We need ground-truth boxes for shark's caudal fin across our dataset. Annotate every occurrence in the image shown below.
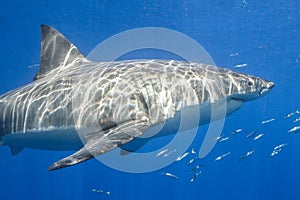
[34,25,87,80]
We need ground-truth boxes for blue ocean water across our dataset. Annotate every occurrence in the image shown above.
[0,0,299,199]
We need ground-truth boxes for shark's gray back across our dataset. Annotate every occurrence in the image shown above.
[0,59,235,136]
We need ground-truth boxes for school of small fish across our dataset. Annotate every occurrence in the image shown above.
[157,108,300,184]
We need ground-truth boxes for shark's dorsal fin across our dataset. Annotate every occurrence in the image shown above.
[34,25,86,80]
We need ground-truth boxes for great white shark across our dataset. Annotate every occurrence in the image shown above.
[0,25,274,170]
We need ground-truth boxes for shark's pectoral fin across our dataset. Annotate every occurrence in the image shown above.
[48,118,150,171]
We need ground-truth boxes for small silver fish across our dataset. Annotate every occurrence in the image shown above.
[246,130,257,138]
[284,110,300,119]
[288,126,300,134]
[219,136,230,142]
[27,63,40,69]
[233,63,247,68]
[274,143,288,150]
[214,135,224,141]
[261,118,275,124]
[253,133,264,141]
[156,149,169,157]
[92,189,111,196]
[191,148,196,155]
[190,164,203,174]
[258,45,267,49]
[229,53,239,57]
[215,152,231,161]
[161,172,178,179]
[270,143,288,157]
[163,149,176,157]
[270,149,281,157]
[188,157,198,165]
[176,152,190,161]
[293,118,300,123]
[239,149,255,161]
[190,171,202,183]
[231,129,242,135]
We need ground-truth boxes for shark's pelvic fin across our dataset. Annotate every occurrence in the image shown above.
[34,25,86,80]
[48,118,150,171]
[9,146,24,156]
[119,137,150,155]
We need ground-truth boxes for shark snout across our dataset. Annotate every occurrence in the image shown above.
[267,82,275,89]
[259,81,275,96]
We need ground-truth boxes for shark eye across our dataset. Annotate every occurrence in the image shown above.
[248,81,254,86]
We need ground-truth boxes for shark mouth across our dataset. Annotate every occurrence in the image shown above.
[259,82,275,96]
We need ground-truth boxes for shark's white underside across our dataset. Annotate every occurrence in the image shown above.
[2,98,243,155]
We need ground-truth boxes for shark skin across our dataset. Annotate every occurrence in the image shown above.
[0,25,274,170]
